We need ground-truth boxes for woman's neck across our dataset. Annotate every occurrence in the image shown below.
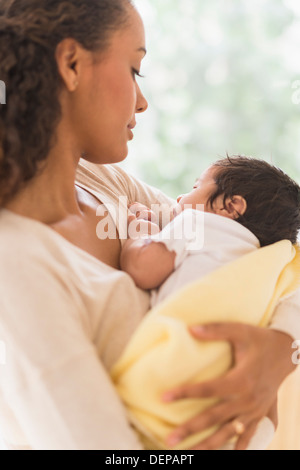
[5,143,83,225]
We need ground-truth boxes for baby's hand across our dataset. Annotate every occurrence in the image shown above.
[128,202,158,224]
[127,209,160,240]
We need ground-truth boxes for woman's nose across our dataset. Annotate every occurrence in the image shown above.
[136,83,148,114]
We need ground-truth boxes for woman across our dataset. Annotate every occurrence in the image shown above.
[0,0,298,450]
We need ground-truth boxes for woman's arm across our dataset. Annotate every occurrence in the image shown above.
[0,260,143,450]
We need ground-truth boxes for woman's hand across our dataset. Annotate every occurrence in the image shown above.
[162,323,296,450]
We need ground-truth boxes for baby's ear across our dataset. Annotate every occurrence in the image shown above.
[215,195,247,219]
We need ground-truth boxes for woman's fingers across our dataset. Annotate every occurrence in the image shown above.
[161,324,290,450]
[190,424,236,450]
[165,401,240,447]
[163,378,228,401]
[165,398,261,450]
[189,322,252,345]
[162,365,244,401]
[234,420,259,450]
[162,323,258,402]
[189,417,252,451]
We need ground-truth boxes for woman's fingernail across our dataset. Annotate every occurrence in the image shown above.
[190,326,206,334]
[166,434,182,446]
[162,392,174,402]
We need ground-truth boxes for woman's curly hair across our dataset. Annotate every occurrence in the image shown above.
[0,0,132,205]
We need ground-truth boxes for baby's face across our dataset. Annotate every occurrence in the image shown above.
[175,166,217,214]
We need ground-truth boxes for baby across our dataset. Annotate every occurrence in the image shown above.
[117,155,300,450]
[121,155,300,305]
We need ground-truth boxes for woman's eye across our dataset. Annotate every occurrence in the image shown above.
[132,68,145,79]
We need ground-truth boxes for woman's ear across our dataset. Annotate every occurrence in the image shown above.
[214,195,247,219]
[55,38,84,92]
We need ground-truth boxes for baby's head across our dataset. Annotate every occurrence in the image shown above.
[176,155,300,247]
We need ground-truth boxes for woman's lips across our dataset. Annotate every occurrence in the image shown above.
[127,124,135,140]
[127,128,134,140]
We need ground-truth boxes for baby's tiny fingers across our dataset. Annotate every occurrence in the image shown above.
[127,211,137,224]
[136,209,158,224]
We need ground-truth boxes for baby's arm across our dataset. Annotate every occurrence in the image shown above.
[121,207,176,290]
[121,238,176,290]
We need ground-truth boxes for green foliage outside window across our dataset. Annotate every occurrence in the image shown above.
[121,0,300,199]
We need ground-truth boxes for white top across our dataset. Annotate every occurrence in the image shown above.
[150,209,260,306]
[0,159,299,450]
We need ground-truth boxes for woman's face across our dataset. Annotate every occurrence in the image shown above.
[71,7,148,164]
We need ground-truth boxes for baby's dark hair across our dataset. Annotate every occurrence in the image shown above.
[208,155,300,247]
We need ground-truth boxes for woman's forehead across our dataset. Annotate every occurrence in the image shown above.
[103,7,145,60]
[118,6,146,47]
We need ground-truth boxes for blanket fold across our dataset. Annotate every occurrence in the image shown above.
[111,240,300,449]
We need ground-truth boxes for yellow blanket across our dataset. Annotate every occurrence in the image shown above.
[111,240,300,450]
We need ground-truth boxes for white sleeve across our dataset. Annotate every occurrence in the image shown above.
[147,209,204,268]
[268,289,300,341]
[115,165,176,208]
[0,260,143,450]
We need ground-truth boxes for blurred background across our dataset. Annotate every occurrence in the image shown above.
[121,0,300,199]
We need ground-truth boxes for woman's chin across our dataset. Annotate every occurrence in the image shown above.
[80,146,129,165]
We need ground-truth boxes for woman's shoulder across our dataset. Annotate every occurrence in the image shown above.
[76,160,132,198]
[0,208,47,252]
[76,159,175,210]
[0,210,64,275]
[0,209,100,281]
